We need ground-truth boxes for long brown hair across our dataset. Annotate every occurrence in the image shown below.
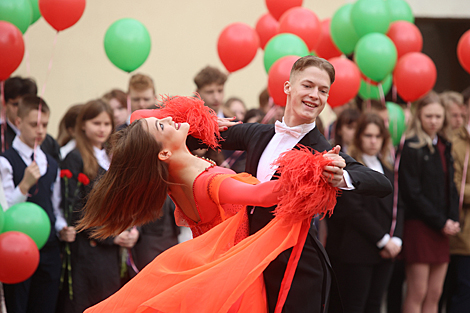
[75,99,114,179]
[406,91,449,153]
[57,104,84,147]
[349,113,392,170]
[76,120,169,238]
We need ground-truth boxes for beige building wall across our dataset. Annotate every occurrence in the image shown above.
[12,0,344,137]
[12,0,469,137]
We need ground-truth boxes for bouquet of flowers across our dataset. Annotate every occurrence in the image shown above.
[59,169,90,300]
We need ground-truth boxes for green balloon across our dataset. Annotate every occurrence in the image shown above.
[359,74,393,100]
[351,0,391,38]
[386,0,414,23]
[386,102,406,146]
[355,33,397,82]
[0,0,32,34]
[330,4,359,55]
[0,206,4,233]
[2,202,51,249]
[29,0,41,25]
[104,18,152,73]
[263,33,309,73]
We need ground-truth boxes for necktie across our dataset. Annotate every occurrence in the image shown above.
[31,152,35,161]
[274,120,303,139]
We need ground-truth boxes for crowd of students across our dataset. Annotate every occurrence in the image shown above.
[0,59,469,313]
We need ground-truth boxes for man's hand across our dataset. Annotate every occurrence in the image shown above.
[18,161,41,195]
[217,117,242,132]
[442,219,460,236]
[59,226,76,242]
[380,240,401,259]
[322,145,347,187]
[113,227,139,248]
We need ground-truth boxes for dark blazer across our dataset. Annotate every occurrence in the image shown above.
[326,162,402,264]
[211,123,393,313]
[399,135,459,230]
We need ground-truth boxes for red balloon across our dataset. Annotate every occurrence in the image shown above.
[268,55,300,107]
[256,13,279,50]
[266,0,303,21]
[217,23,259,73]
[457,30,470,74]
[0,231,39,284]
[314,18,342,60]
[39,0,86,31]
[328,57,361,108]
[0,21,25,81]
[387,21,423,59]
[393,52,437,102]
[278,7,321,52]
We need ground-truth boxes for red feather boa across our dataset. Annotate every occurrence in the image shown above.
[273,145,339,224]
[130,95,221,149]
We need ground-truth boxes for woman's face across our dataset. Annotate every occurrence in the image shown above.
[144,117,189,152]
[360,123,383,156]
[82,111,113,149]
[420,102,445,138]
[109,98,128,126]
[229,100,246,121]
[339,122,356,146]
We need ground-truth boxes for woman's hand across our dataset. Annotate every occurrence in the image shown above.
[217,116,242,131]
[59,226,76,242]
[442,219,460,236]
[114,227,140,248]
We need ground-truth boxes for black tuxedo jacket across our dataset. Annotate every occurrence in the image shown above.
[214,123,392,313]
[326,162,403,265]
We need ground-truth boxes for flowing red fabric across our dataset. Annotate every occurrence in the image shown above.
[84,147,338,313]
[130,95,221,149]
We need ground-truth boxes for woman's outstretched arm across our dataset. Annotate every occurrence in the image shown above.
[218,178,281,208]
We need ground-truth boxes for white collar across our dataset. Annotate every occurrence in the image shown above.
[93,146,110,171]
[279,117,316,135]
[6,119,20,135]
[362,153,384,174]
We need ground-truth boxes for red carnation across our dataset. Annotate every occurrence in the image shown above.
[60,169,72,179]
[77,173,90,186]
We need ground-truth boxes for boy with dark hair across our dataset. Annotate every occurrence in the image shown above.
[3,76,61,162]
[194,66,227,116]
[0,95,75,313]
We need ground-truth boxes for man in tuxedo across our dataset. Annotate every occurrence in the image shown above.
[214,55,393,312]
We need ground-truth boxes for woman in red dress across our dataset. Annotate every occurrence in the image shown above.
[77,96,339,313]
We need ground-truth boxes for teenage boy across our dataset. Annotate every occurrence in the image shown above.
[3,76,61,162]
[200,55,393,312]
[194,66,227,117]
[0,95,75,313]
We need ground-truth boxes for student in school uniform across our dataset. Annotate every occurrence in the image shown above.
[0,95,75,313]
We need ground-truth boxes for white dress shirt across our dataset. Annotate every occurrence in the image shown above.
[257,119,354,189]
[0,136,66,231]
[93,146,110,171]
[60,139,76,160]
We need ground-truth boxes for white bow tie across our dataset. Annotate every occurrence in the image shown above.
[275,121,303,139]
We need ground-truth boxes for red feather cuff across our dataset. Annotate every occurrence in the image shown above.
[130,95,221,149]
[273,145,339,224]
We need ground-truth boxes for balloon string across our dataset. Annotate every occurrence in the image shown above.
[378,83,386,108]
[390,101,411,237]
[365,78,371,111]
[40,31,59,98]
[392,84,397,103]
[25,32,31,77]
[1,81,6,153]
